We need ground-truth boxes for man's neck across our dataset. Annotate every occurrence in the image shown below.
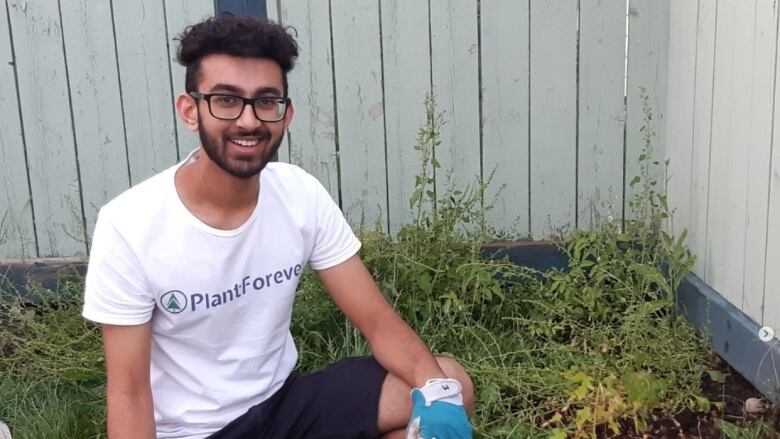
[174,150,260,230]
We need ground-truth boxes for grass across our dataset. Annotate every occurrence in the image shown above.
[0,93,771,438]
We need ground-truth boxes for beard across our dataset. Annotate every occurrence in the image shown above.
[197,113,284,179]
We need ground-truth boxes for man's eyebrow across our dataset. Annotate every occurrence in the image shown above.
[209,83,243,94]
[254,86,283,96]
[208,84,283,96]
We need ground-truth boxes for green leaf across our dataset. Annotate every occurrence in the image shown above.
[676,229,689,246]
[417,272,432,294]
[628,263,671,294]
[707,370,728,383]
[714,419,743,438]
[623,371,666,404]
[547,429,567,439]
[409,189,423,209]
[694,395,711,412]
[575,407,592,428]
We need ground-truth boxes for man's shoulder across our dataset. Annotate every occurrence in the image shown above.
[99,166,176,225]
[264,161,313,182]
[263,162,327,196]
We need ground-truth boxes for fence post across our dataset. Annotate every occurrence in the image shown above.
[214,0,267,18]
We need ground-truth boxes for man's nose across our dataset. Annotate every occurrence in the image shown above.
[236,103,262,129]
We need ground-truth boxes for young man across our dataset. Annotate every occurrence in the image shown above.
[82,14,474,439]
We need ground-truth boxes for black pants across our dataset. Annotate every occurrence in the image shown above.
[208,357,389,439]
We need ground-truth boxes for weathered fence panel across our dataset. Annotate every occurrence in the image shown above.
[664,0,780,331]
[429,0,481,207]
[276,1,340,199]
[112,0,178,184]
[766,64,780,330]
[664,0,696,246]
[331,0,387,227]
[706,0,756,312]
[381,0,432,236]
[741,0,777,323]
[577,0,626,230]
[529,0,578,238]
[481,0,530,238]
[625,0,669,216]
[165,0,216,159]
[60,0,129,242]
[0,1,36,258]
[265,0,287,163]
[688,0,717,278]
[7,0,85,256]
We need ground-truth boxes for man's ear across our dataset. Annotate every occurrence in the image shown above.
[176,92,199,132]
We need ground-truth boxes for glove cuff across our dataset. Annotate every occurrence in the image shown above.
[416,378,464,407]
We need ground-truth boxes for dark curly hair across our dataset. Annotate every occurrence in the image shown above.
[176,13,299,96]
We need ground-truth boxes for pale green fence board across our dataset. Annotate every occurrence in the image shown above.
[625,0,669,218]
[277,1,339,200]
[381,0,432,236]
[7,0,85,257]
[429,0,481,201]
[705,0,754,308]
[577,0,626,230]
[0,1,35,259]
[331,0,387,228]
[689,0,717,278]
[60,0,129,243]
[529,0,577,238]
[263,0,286,163]
[165,0,215,160]
[765,50,780,330]
[265,0,296,163]
[740,0,777,323]
[265,0,290,163]
[481,0,529,237]
[113,0,178,184]
[663,0,697,241]
[266,0,287,162]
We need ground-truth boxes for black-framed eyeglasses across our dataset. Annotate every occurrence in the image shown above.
[188,91,290,122]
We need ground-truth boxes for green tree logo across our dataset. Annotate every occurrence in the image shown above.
[160,290,187,314]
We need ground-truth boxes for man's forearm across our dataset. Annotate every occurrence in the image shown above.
[367,310,447,388]
[107,391,155,439]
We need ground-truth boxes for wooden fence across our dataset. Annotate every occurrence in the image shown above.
[665,0,780,332]
[0,0,669,259]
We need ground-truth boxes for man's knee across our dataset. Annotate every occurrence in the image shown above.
[434,356,475,416]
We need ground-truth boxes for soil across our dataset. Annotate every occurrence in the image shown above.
[600,351,780,438]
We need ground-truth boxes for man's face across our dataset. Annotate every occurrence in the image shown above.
[193,54,292,179]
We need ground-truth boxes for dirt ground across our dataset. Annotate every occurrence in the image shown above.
[600,352,780,438]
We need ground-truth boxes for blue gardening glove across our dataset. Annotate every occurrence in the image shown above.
[405,378,472,439]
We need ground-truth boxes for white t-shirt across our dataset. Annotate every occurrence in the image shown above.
[82,156,361,438]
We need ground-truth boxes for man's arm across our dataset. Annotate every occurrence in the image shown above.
[315,254,445,387]
[102,322,155,439]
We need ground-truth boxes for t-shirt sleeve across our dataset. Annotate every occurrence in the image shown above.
[307,177,361,271]
[82,209,155,325]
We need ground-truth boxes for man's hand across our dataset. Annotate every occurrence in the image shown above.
[406,378,472,439]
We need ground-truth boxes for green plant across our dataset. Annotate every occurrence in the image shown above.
[0,91,746,438]
[716,418,777,439]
